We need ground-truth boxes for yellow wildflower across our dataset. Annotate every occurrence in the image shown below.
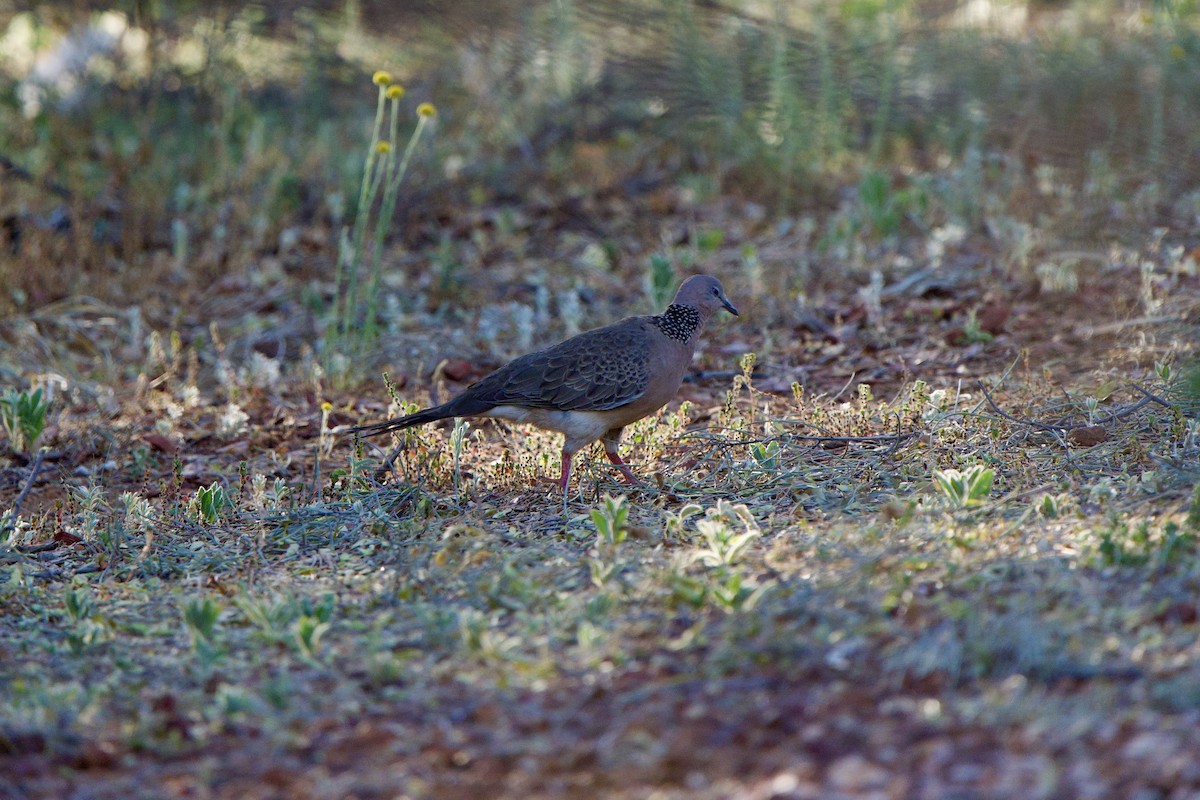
[386,85,405,100]
[372,70,393,86]
[321,401,333,412]
[417,102,437,118]
[375,141,392,154]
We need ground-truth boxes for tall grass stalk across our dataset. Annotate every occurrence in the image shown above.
[333,73,389,346]
[327,72,435,375]
[365,101,435,341]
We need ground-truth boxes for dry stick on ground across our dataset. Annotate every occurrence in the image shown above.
[1129,383,1177,411]
[977,380,1066,433]
[2,449,46,538]
[1098,394,1156,423]
[781,430,919,448]
[979,380,1179,432]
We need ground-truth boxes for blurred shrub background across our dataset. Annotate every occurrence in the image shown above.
[1,0,1198,315]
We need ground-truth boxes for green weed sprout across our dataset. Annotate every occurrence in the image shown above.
[933,464,994,509]
[294,614,330,662]
[64,586,96,624]
[64,586,108,654]
[693,499,760,568]
[591,494,630,546]
[190,482,232,524]
[681,500,771,613]
[182,596,222,667]
[450,418,471,496]
[294,593,335,663]
[0,388,50,455]
[590,495,630,589]
[647,253,676,310]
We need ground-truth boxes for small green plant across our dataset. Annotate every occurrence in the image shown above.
[70,483,107,543]
[750,440,781,470]
[590,494,630,589]
[63,586,108,655]
[0,388,50,454]
[64,586,96,624]
[1035,492,1070,520]
[190,482,232,524]
[182,596,222,667]
[1097,517,1197,568]
[450,418,472,496]
[234,592,297,643]
[664,503,703,539]
[709,571,770,613]
[647,253,676,310]
[293,593,334,662]
[673,500,772,613]
[591,494,630,547]
[961,309,995,345]
[693,500,760,567]
[294,614,331,662]
[933,464,994,509]
[62,585,109,652]
[119,492,156,558]
[248,474,290,511]
[669,572,708,609]
[485,560,537,612]
[857,168,925,239]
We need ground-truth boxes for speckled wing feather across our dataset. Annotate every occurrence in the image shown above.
[465,322,651,412]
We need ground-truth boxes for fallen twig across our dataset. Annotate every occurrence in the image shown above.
[2,449,46,533]
[977,380,1064,432]
[1129,383,1175,410]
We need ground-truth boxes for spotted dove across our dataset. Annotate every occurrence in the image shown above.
[352,275,738,498]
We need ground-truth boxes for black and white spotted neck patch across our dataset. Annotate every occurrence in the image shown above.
[651,304,701,343]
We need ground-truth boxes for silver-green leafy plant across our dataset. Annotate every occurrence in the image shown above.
[293,593,335,663]
[933,464,994,509]
[591,494,630,547]
[64,586,95,624]
[190,482,232,524]
[63,586,108,655]
[647,252,676,310]
[0,388,50,455]
[119,491,156,558]
[693,499,761,568]
[182,596,222,667]
[750,440,781,471]
[450,418,471,496]
[590,494,630,589]
[234,592,297,644]
[679,500,773,613]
